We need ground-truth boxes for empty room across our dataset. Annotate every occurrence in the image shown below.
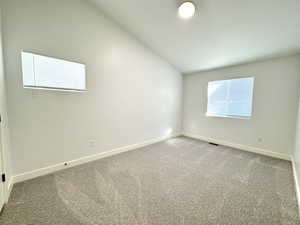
[0,0,300,224]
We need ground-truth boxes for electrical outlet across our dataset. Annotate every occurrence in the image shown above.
[258,138,263,143]
[88,140,96,148]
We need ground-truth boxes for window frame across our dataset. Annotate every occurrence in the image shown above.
[206,77,255,119]
[21,51,88,92]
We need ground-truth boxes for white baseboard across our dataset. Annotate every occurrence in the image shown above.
[5,177,13,203]
[183,133,291,161]
[291,157,300,217]
[12,134,180,184]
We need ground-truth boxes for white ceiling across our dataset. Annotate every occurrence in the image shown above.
[89,0,300,73]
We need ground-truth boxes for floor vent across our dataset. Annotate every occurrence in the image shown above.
[209,142,219,146]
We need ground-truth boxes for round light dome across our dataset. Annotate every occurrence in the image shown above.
[178,1,196,19]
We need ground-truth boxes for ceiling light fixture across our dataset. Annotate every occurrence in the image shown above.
[178,1,196,19]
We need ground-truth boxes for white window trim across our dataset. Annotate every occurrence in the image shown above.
[21,51,87,92]
[206,113,251,120]
[23,85,88,93]
[206,77,255,119]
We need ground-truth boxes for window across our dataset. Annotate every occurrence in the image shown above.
[207,77,254,118]
[21,51,87,92]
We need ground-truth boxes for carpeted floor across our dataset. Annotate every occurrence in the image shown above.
[0,137,299,225]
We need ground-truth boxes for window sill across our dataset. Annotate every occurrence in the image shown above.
[206,114,251,120]
[24,86,88,93]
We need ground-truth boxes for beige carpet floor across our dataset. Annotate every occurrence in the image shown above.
[0,137,299,225]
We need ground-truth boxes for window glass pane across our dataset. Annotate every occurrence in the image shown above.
[207,80,229,116]
[229,78,253,102]
[34,54,86,90]
[21,52,35,86]
[207,102,228,116]
[208,80,228,103]
[21,51,86,91]
[207,77,254,118]
[227,102,252,117]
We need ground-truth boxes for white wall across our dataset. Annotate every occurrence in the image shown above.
[183,55,300,156]
[1,0,182,175]
[0,8,13,198]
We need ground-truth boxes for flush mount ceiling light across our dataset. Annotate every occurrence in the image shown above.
[178,1,196,19]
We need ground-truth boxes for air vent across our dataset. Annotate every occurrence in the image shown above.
[209,142,219,146]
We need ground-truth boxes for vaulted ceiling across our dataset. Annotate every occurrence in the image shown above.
[90,0,300,73]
